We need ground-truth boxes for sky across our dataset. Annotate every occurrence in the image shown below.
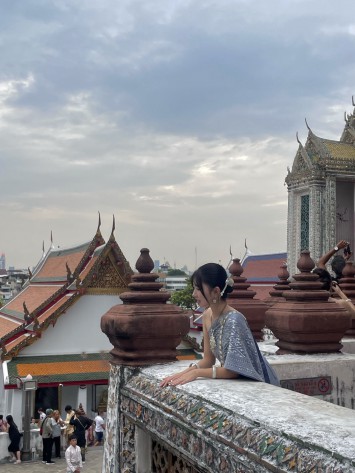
[1,0,355,272]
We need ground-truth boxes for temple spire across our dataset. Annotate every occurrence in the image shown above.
[110,214,116,240]
[97,211,101,233]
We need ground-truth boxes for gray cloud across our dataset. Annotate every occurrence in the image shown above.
[0,0,354,270]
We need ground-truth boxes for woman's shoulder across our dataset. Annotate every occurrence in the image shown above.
[225,309,247,323]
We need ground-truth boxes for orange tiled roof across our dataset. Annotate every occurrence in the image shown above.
[38,294,75,323]
[0,317,22,339]
[17,359,109,377]
[33,244,90,281]
[7,353,111,385]
[242,253,287,282]
[2,285,62,316]
[4,333,30,353]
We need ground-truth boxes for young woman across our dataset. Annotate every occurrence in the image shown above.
[161,263,279,387]
[6,415,21,464]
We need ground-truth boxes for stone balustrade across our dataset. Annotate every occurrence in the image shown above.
[0,429,42,463]
[102,361,355,472]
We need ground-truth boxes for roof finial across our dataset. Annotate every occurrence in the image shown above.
[66,262,74,283]
[42,240,45,257]
[111,214,116,237]
[344,111,348,123]
[97,211,101,232]
[50,230,55,249]
[296,132,302,145]
[28,267,33,279]
[23,302,31,323]
[305,118,312,132]
[352,95,355,107]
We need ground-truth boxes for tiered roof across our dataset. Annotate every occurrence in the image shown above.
[0,217,133,361]
[286,98,355,187]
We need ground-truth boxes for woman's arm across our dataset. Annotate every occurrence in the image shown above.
[317,240,347,269]
[160,310,238,386]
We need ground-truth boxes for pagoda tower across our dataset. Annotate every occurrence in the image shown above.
[286,97,355,275]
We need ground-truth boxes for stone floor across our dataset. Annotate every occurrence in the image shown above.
[1,446,103,473]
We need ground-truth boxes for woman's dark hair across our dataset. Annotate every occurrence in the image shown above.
[331,255,346,280]
[65,405,72,412]
[6,415,17,429]
[191,263,233,301]
[313,268,332,290]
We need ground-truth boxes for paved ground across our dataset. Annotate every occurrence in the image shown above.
[1,446,103,473]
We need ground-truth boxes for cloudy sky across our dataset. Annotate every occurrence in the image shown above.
[1,0,355,272]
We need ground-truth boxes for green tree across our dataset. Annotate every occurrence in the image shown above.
[167,269,187,276]
[170,278,196,310]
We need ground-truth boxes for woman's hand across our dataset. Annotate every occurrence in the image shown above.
[160,367,199,387]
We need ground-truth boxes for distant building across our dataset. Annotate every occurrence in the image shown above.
[0,253,5,270]
[0,220,133,427]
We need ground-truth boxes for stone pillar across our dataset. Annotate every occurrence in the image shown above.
[265,263,290,308]
[336,261,355,336]
[227,258,268,340]
[100,248,190,471]
[265,250,352,354]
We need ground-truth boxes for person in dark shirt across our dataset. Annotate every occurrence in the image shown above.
[70,410,93,462]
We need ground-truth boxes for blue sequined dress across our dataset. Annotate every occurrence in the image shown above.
[208,310,279,386]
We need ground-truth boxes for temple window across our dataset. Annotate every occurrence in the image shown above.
[300,194,310,250]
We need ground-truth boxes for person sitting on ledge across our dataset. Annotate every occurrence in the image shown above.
[160,263,279,387]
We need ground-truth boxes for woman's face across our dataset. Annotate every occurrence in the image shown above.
[192,283,213,308]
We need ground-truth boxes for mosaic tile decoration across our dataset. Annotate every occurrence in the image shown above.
[119,372,355,473]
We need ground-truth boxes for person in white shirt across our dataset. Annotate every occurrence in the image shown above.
[65,435,83,472]
[94,411,105,446]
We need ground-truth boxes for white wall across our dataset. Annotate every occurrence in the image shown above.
[22,295,122,356]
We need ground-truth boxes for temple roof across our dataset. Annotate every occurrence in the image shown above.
[286,100,355,186]
[242,253,287,283]
[0,220,133,360]
[5,353,111,387]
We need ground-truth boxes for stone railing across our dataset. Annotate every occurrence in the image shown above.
[103,361,355,473]
[0,429,42,463]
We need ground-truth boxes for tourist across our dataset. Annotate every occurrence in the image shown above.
[94,411,105,446]
[160,263,280,387]
[65,435,83,472]
[30,417,38,430]
[41,408,55,465]
[38,407,46,424]
[0,414,8,432]
[52,410,65,458]
[5,415,21,464]
[314,240,350,287]
[64,405,75,447]
[70,409,93,462]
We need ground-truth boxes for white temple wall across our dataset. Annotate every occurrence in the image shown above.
[21,295,122,356]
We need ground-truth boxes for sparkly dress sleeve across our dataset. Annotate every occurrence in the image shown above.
[213,311,280,386]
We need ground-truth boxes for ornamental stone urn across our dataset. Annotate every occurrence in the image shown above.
[265,263,290,308]
[336,261,355,337]
[101,248,190,366]
[227,258,268,341]
[265,250,352,354]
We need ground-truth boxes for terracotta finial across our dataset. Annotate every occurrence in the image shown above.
[101,248,190,366]
[135,248,154,274]
[296,250,315,273]
[229,258,243,277]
